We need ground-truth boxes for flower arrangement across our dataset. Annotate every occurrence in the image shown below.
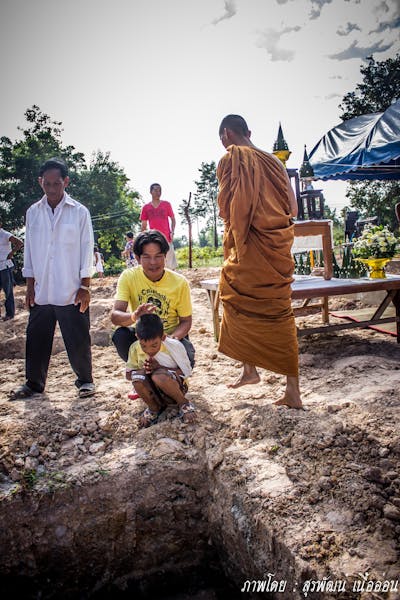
[352,225,399,259]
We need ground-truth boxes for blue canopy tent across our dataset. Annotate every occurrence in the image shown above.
[309,99,400,181]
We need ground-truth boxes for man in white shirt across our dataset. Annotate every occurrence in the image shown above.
[0,219,23,321]
[10,158,95,400]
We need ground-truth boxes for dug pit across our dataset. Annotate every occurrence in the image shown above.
[1,270,400,598]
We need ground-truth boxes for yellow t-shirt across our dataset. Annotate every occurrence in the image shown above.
[115,267,192,334]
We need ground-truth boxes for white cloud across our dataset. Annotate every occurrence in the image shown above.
[328,39,394,60]
[0,0,399,224]
[256,25,301,61]
[211,0,237,25]
[337,22,361,35]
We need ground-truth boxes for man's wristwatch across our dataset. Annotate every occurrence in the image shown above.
[80,285,91,292]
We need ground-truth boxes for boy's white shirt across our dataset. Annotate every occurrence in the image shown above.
[155,337,192,378]
[127,336,192,379]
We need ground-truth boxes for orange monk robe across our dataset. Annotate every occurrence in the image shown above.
[217,145,298,377]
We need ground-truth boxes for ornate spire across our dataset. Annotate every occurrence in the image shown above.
[272,123,291,166]
[299,145,314,179]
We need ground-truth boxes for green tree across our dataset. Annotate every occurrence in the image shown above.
[193,161,221,248]
[339,54,400,120]
[74,151,141,259]
[0,106,141,262]
[0,105,85,229]
[345,180,400,229]
[339,54,400,227]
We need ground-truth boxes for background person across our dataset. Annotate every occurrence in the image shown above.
[0,219,23,321]
[93,245,104,278]
[217,114,302,408]
[121,231,138,268]
[10,158,95,400]
[140,183,177,269]
[111,229,195,368]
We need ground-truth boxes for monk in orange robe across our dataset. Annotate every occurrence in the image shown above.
[217,114,302,408]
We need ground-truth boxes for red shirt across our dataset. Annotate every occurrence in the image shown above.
[140,200,174,242]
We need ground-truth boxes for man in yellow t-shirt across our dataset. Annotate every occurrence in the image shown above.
[111,230,195,366]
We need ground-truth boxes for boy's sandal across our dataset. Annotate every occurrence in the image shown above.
[178,401,196,423]
[138,408,161,429]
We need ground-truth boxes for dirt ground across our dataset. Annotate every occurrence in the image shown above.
[0,267,400,590]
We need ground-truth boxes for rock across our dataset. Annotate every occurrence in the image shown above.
[378,446,390,457]
[318,476,332,491]
[325,509,354,530]
[299,353,316,367]
[98,417,116,433]
[55,525,67,538]
[61,437,84,451]
[347,462,362,471]
[91,330,111,347]
[207,449,224,471]
[63,428,80,438]
[10,468,21,481]
[28,443,40,457]
[383,503,400,521]
[363,466,384,483]
[335,435,348,447]
[327,404,343,413]
[24,456,39,470]
[151,438,186,459]
[85,421,98,434]
[88,442,105,454]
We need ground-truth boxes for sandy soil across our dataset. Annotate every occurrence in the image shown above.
[0,267,399,586]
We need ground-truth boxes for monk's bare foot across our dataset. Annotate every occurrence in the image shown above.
[227,372,261,388]
[274,376,302,408]
[273,396,303,409]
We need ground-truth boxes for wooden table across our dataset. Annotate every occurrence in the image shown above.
[200,275,400,343]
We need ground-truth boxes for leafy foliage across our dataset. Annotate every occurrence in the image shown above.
[0,106,141,262]
[339,54,400,121]
[0,105,85,229]
[345,180,400,229]
[193,161,222,248]
[175,245,223,268]
[339,54,400,227]
[75,151,141,259]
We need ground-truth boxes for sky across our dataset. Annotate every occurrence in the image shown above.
[0,0,399,236]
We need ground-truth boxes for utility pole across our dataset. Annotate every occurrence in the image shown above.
[181,192,193,268]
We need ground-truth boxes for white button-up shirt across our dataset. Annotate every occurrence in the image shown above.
[0,228,13,270]
[22,193,94,306]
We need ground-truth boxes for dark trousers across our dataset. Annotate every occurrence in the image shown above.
[0,267,15,318]
[112,326,195,367]
[25,304,93,393]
